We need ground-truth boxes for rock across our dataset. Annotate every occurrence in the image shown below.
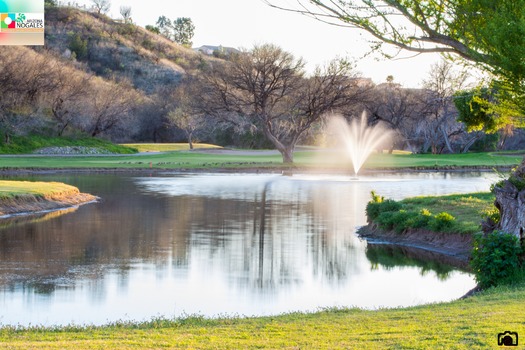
[33,146,114,155]
[493,163,525,239]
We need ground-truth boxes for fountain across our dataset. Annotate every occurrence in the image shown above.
[327,112,392,177]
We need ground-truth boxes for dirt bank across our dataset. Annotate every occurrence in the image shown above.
[0,191,97,217]
[358,224,473,264]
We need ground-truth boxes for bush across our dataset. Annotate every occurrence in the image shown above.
[377,210,420,234]
[366,199,402,221]
[68,33,88,60]
[471,231,522,289]
[429,212,456,232]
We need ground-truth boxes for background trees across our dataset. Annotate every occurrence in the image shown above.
[268,0,525,118]
[153,16,195,47]
[200,44,365,163]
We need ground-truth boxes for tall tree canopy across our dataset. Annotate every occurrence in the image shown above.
[267,0,525,113]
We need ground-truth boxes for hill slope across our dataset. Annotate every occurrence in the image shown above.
[43,6,217,94]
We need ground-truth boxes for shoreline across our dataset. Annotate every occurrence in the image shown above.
[0,191,98,218]
[357,224,473,268]
[0,164,514,175]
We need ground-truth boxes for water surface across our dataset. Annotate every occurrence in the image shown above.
[0,172,497,326]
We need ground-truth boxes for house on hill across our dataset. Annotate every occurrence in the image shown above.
[194,45,240,58]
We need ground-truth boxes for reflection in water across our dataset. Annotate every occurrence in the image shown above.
[365,244,459,281]
[0,172,497,325]
[0,207,78,230]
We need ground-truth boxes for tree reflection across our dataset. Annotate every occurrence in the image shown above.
[365,244,463,280]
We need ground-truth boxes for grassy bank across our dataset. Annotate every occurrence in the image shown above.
[0,149,521,170]
[0,283,523,349]
[0,180,96,215]
[0,180,81,199]
[0,135,137,154]
[366,192,495,235]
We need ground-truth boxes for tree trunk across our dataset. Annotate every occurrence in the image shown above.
[280,147,294,164]
[441,125,454,153]
[188,132,194,150]
[492,160,525,241]
[261,125,294,163]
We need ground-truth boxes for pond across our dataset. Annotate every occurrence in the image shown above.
[0,172,498,326]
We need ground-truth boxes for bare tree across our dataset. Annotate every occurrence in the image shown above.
[90,0,110,14]
[119,5,132,24]
[0,48,62,143]
[365,82,426,153]
[166,82,206,149]
[201,44,362,163]
[82,79,139,137]
[420,60,469,154]
[49,71,92,136]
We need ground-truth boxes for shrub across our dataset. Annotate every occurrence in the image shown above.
[374,209,432,234]
[366,199,401,221]
[429,212,456,232]
[68,33,88,60]
[471,231,522,289]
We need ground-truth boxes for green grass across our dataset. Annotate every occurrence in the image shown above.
[400,192,495,234]
[0,135,137,154]
[367,192,495,234]
[0,283,523,349]
[0,150,521,170]
[121,143,223,152]
[363,151,524,169]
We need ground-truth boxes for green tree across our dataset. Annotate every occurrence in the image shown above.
[172,17,195,47]
[267,0,525,113]
[454,88,499,133]
[156,16,173,40]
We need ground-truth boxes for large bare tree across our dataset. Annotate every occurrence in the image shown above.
[201,44,365,163]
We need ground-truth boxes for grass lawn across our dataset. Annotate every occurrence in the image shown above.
[399,192,495,234]
[0,284,523,349]
[0,150,521,170]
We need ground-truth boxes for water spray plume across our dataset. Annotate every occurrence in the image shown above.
[328,112,392,176]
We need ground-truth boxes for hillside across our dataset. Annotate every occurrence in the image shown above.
[43,6,218,94]
[0,5,227,146]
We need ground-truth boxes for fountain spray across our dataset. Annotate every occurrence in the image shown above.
[328,112,392,178]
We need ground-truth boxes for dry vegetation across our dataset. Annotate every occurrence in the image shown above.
[0,181,97,216]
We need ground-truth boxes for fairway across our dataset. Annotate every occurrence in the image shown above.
[0,150,521,170]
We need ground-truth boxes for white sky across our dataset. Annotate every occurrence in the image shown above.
[68,0,446,87]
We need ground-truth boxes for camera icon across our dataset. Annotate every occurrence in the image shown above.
[498,331,518,346]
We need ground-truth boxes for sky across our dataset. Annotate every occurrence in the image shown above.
[68,0,445,87]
